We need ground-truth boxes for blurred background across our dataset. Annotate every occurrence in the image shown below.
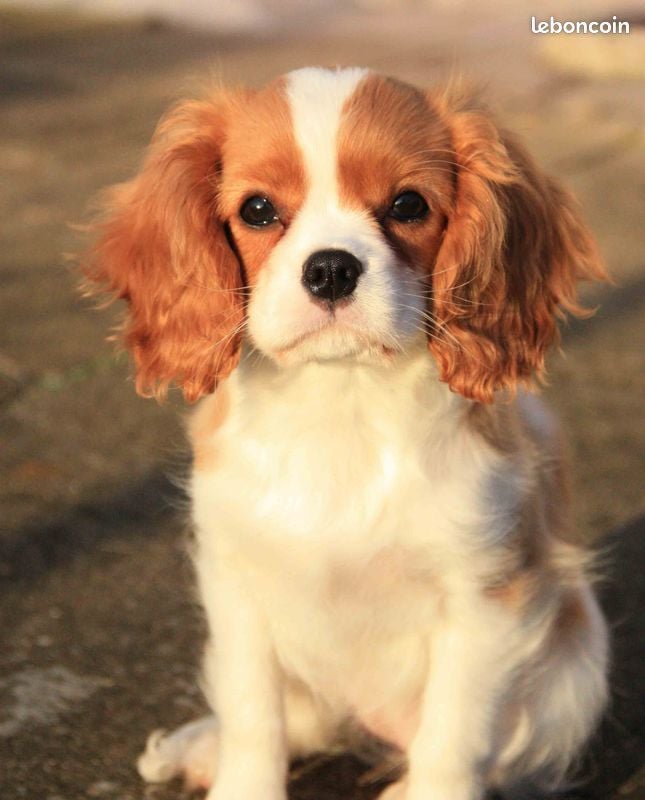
[1,1,643,798]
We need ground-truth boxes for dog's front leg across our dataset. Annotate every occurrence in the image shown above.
[405,595,520,800]
[198,553,288,800]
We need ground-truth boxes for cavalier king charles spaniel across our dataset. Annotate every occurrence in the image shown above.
[83,67,609,800]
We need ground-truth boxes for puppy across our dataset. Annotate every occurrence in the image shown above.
[83,67,609,800]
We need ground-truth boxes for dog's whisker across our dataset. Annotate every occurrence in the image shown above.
[208,320,248,355]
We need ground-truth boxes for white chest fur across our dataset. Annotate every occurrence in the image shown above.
[190,350,519,714]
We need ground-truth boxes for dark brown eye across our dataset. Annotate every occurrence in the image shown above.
[388,191,429,222]
[240,196,278,227]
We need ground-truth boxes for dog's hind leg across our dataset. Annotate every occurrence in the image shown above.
[492,583,609,796]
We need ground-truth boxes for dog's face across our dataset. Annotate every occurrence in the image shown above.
[84,68,605,402]
[224,69,451,368]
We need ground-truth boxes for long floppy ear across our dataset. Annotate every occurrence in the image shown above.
[82,94,244,402]
[429,90,608,403]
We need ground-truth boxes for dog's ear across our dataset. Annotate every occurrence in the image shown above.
[428,90,608,403]
[82,94,244,402]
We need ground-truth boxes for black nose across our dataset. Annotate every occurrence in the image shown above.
[302,249,363,302]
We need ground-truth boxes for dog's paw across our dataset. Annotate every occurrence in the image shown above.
[137,716,219,789]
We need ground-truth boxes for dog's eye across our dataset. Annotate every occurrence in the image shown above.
[240,196,279,227]
[388,191,429,222]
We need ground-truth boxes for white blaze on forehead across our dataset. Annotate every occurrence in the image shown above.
[247,66,424,363]
[286,67,369,202]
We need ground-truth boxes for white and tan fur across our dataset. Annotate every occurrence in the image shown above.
[85,68,609,800]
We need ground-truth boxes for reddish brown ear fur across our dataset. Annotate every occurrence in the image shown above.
[430,90,608,403]
[82,95,244,402]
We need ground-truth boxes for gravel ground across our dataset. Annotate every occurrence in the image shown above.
[1,4,643,798]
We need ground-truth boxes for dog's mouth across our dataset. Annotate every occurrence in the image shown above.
[272,320,398,362]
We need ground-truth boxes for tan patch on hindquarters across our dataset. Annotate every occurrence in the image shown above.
[483,570,541,611]
[552,588,589,639]
[469,398,582,613]
[189,385,230,471]
[481,492,549,615]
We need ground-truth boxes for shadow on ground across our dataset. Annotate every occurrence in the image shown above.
[0,468,182,582]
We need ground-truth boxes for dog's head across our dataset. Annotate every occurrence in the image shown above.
[83,67,606,403]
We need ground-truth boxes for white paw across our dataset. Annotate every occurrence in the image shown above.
[137,716,219,789]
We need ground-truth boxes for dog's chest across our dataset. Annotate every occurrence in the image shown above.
[196,453,436,696]
[191,359,488,694]
[219,441,442,701]
[194,361,470,558]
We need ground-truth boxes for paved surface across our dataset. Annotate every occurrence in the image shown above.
[1,3,643,798]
